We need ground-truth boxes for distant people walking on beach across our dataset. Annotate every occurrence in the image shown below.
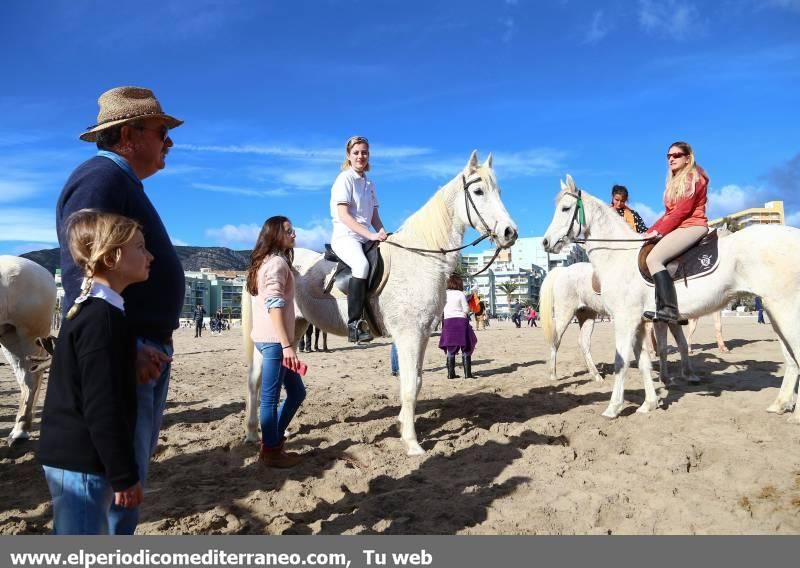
[390,342,399,377]
[39,211,153,534]
[755,296,766,324]
[55,86,181,535]
[610,185,648,233]
[527,306,538,327]
[193,304,206,337]
[246,216,306,468]
[511,301,524,328]
[439,274,478,379]
[330,135,387,343]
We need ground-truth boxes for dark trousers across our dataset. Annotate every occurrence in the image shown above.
[195,321,202,337]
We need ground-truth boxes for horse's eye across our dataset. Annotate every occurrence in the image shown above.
[561,206,571,212]
[473,189,484,196]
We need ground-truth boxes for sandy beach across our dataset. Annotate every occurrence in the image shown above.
[2,316,799,535]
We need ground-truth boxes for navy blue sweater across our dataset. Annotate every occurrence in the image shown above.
[38,298,139,491]
[56,156,185,341]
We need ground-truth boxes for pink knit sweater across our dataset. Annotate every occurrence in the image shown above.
[250,254,296,344]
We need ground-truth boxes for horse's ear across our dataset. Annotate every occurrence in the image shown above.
[466,150,479,171]
[560,178,568,192]
[565,174,577,192]
[483,153,493,169]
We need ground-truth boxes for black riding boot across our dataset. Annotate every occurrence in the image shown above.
[462,354,476,378]
[347,277,374,343]
[643,270,687,325]
[446,355,459,379]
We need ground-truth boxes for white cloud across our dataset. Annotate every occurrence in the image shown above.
[192,182,288,197]
[770,0,800,13]
[585,10,609,43]
[500,16,515,43]
[638,0,698,39]
[171,238,189,246]
[706,184,767,220]
[0,180,41,203]
[0,208,57,243]
[206,223,260,245]
[205,221,330,252]
[11,242,57,255]
[629,201,660,226]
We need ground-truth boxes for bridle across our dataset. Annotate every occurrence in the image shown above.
[558,190,651,245]
[382,173,504,276]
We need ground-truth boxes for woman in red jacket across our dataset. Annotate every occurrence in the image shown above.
[641,141,709,324]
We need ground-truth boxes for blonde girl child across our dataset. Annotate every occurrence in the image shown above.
[38,209,153,534]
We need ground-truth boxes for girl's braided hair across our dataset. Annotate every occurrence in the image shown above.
[65,209,142,319]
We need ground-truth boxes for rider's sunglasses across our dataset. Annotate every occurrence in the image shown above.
[285,228,296,237]
[666,152,686,160]
[136,124,170,141]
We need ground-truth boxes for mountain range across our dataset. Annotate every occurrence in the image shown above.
[20,246,253,275]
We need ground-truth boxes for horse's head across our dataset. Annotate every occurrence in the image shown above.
[542,174,585,253]
[454,150,518,249]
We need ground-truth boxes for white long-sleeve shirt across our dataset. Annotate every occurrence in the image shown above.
[443,289,469,320]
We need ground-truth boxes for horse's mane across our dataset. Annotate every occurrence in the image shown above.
[396,166,496,250]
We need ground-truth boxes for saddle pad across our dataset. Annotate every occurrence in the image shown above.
[638,229,719,285]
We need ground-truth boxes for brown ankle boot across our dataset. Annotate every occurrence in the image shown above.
[259,445,303,468]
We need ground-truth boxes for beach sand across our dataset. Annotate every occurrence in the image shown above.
[2,316,799,534]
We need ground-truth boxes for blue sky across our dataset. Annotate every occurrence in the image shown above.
[2,0,799,256]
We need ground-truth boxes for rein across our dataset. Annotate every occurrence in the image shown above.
[563,190,652,244]
[380,173,504,277]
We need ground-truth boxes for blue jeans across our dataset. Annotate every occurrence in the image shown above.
[257,342,306,449]
[390,343,399,375]
[43,466,114,535]
[107,338,173,535]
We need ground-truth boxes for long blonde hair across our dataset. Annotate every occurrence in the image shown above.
[665,141,698,204]
[65,209,142,319]
[340,135,370,172]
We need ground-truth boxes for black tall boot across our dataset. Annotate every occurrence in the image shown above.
[462,354,477,378]
[446,355,459,379]
[643,270,688,325]
[347,277,373,343]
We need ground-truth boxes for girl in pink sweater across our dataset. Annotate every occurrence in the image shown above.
[246,216,306,468]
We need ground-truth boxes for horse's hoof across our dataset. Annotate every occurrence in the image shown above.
[636,400,658,414]
[244,432,259,444]
[405,441,426,456]
[7,432,29,447]
[766,401,791,414]
[601,407,621,419]
[591,374,604,383]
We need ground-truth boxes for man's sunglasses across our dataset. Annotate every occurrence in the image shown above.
[136,125,170,141]
[666,152,686,160]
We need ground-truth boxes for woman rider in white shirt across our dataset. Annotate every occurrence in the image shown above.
[329,136,388,343]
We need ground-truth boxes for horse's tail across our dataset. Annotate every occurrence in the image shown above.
[241,287,254,365]
[540,266,561,348]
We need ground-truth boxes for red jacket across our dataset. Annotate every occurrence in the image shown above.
[650,166,709,236]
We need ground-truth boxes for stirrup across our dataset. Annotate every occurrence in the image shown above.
[347,320,373,343]
[642,310,688,326]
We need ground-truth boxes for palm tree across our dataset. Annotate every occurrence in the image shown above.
[497,281,519,313]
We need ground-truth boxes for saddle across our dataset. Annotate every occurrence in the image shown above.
[323,241,385,296]
[323,241,386,338]
[638,229,720,285]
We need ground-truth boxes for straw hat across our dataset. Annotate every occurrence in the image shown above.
[79,86,183,142]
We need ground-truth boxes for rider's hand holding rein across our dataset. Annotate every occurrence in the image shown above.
[642,230,661,242]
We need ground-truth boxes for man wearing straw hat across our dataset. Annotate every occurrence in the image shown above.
[54,86,184,535]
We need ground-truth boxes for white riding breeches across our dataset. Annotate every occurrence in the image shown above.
[331,235,370,279]
[646,225,708,275]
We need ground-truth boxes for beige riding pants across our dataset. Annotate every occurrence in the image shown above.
[646,225,708,275]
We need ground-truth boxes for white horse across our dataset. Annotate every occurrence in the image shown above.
[539,262,698,384]
[1,256,57,445]
[686,311,729,354]
[242,151,519,455]
[542,176,800,422]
